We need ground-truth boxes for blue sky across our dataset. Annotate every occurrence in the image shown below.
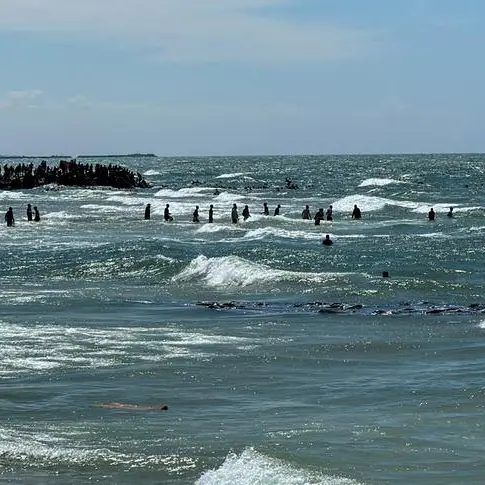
[0,0,483,156]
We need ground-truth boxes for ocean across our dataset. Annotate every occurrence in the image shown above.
[1,154,485,484]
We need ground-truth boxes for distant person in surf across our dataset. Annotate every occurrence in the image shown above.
[326,205,333,221]
[5,207,14,226]
[164,204,173,222]
[314,208,324,225]
[144,203,151,220]
[428,208,435,221]
[242,205,250,221]
[263,202,269,216]
[208,204,214,223]
[447,207,454,217]
[301,205,311,220]
[231,203,239,224]
[193,205,200,223]
[34,206,40,222]
[352,204,362,219]
[96,402,168,411]
[26,203,33,221]
[322,234,333,246]
[274,204,281,216]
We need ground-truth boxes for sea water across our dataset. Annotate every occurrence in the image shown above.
[1,154,485,484]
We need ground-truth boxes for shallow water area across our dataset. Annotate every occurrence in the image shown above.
[2,154,485,484]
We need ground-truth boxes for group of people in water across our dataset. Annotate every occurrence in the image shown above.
[4,203,40,226]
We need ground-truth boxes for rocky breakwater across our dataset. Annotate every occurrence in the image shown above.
[0,159,151,190]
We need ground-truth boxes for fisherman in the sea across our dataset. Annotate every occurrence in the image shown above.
[352,204,362,219]
[26,203,33,221]
[242,204,250,221]
[314,208,324,225]
[164,204,173,222]
[428,207,435,221]
[301,205,311,220]
[326,205,333,221]
[274,204,281,216]
[34,206,40,222]
[447,207,454,217]
[144,203,151,220]
[208,204,214,223]
[193,205,200,223]
[322,234,333,246]
[5,207,14,227]
[231,203,239,224]
[263,202,269,216]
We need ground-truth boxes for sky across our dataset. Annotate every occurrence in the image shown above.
[0,0,484,156]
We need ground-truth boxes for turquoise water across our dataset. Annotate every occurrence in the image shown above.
[1,154,485,484]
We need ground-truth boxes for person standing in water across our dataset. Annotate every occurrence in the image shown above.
[314,208,324,225]
[208,204,214,223]
[193,205,200,223]
[352,204,361,219]
[34,206,40,222]
[447,207,454,217]
[231,204,239,224]
[144,203,151,220]
[301,205,311,220]
[274,204,281,216]
[428,208,435,221]
[26,203,33,221]
[326,205,333,221]
[242,205,250,221]
[164,204,173,222]
[263,202,269,216]
[5,207,14,226]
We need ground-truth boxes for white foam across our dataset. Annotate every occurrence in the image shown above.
[172,255,346,287]
[153,187,213,198]
[197,448,359,485]
[216,172,246,179]
[478,321,485,329]
[143,169,161,176]
[242,227,321,242]
[358,178,404,187]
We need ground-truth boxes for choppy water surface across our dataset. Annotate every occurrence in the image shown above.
[2,154,485,484]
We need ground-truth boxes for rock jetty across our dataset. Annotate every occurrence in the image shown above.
[0,159,150,190]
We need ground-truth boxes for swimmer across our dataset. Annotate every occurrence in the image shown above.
[301,205,311,220]
[352,204,361,219]
[274,204,281,216]
[26,203,33,221]
[428,208,435,221]
[263,202,269,216]
[231,203,239,224]
[144,203,151,220]
[314,208,324,225]
[5,207,14,227]
[96,402,168,411]
[33,206,40,222]
[447,207,453,218]
[322,234,333,246]
[242,205,250,221]
[326,205,333,221]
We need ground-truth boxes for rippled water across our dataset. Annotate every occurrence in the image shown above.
[1,154,485,484]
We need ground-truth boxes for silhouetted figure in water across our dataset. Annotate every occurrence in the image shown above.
[322,234,333,246]
[447,207,454,218]
[263,202,269,216]
[242,205,250,221]
[34,206,40,222]
[144,203,151,220]
[274,204,281,216]
[231,204,239,224]
[26,203,33,221]
[314,208,324,225]
[193,205,200,223]
[301,205,311,220]
[208,204,214,223]
[5,207,14,226]
[164,204,173,222]
[352,204,361,219]
[428,208,435,221]
[326,205,333,221]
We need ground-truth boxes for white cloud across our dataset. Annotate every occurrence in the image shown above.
[0,1,379,63]
[0,89,44,109]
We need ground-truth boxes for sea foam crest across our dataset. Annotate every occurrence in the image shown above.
[331,195,418,212]
[196,448,360,485]
[358,178,404,187]
[172,255,336,287]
